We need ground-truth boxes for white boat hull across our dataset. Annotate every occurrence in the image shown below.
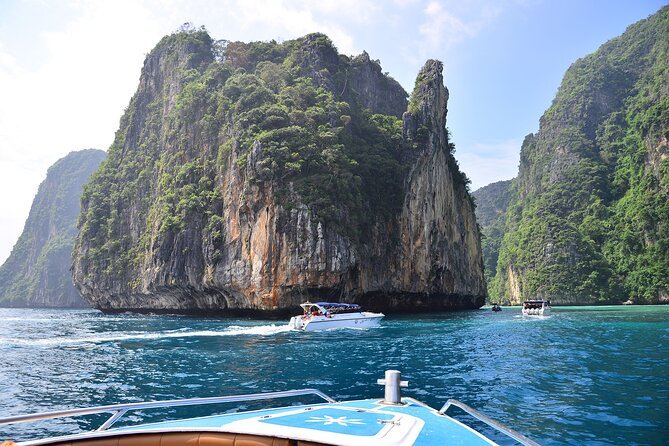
[288,312,384,331]
[521,307,550,316]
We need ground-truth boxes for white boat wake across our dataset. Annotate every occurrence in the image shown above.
[3,324,293,346]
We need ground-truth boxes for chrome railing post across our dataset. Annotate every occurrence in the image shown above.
[439,399,540,446]
[97,409,128,431]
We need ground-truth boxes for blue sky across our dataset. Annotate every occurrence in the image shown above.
[0,0,665,263]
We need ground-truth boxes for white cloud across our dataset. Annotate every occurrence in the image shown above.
[457,138,521,191]
[0,43,21,77]
[0,0,169,263]
[204,0,360,55]
[309,0,380,25]
[393,0,420,6]
[416,0,502,59]
[420,1,473,50]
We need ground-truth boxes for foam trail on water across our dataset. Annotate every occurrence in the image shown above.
[3,324,293,346]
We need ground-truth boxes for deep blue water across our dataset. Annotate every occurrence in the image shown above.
[1,306,668,445]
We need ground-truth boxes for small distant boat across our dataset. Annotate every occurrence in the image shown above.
[522,299,551,316]
[492,304,502,312]
[288,301,384,331]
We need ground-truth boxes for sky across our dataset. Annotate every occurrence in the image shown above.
[0,0,666,264]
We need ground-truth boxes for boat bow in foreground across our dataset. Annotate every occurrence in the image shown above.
[0,370,539,446]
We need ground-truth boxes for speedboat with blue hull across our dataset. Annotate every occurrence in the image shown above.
[288,302,384,331]
[0,370,539,446]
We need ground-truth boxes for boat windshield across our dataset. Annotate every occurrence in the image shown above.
[298,302,361,315]
[523,300,550,309]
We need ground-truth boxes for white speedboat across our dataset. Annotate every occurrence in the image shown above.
[522,299,551,316]
[287,301,384,331]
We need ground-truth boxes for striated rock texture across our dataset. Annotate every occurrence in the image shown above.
[0,149,106,307]
[493,6,669,305]
[73,30,485,314]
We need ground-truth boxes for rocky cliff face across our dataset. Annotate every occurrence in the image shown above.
[493,6,669,304]
[73,31,485,314]
[0,149,105,307]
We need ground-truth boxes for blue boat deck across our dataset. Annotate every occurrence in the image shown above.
[114,398,496,446]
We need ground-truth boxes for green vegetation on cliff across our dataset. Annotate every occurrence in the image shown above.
[76,28,412,288]
[0,149,105,307]
[492,6,669,304]
[472,180,512,292]
[73,26,482,312]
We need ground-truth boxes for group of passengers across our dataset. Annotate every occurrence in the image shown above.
[304,307,332,318]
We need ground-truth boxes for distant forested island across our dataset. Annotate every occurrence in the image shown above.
[475,6,669,305]
[0,149,105,307]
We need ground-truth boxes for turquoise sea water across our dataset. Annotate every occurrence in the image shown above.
[0,306,667,445]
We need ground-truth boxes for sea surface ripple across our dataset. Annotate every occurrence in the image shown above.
[1,306,668,445]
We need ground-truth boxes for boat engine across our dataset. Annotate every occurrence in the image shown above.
[288,316,303,330]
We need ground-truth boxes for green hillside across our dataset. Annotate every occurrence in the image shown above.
[492,7,669,304]
[0,149,105,307]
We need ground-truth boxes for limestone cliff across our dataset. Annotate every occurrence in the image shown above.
[0,149,105,307]
[72,30,485,314]
[493,6,669,304]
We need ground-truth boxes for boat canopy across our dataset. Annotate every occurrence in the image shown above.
[314,302,361,310]
[299,302,362,313]
[523,300,550,309]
